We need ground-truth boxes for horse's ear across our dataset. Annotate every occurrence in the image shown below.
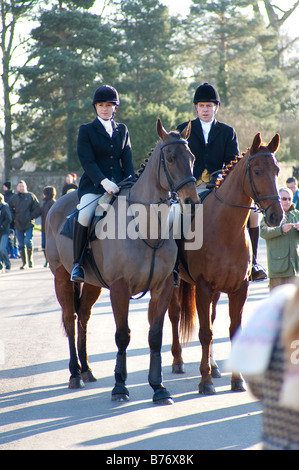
[250,133,262,154]
[180,120,191,140]
[268,134,280,153]
[157,118,168,141]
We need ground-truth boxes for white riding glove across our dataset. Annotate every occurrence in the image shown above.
[101,178,120,194]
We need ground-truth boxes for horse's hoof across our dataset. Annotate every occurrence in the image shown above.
[153,387,174,405]
[111,393,130,402]
[111,384,129,402]
[172,363,185,374]
[231,380,246,392]
[211,366,221,378]
[82,370,97,383]
[154,397,174,405]
[198,382,216,395]
[69,376,85,389]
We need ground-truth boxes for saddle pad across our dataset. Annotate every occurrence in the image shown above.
[60,210,78,239]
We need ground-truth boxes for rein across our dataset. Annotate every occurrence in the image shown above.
[213,151,280,215]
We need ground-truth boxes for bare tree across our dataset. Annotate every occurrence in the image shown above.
[0,0,39,180]
[251,0,299,70]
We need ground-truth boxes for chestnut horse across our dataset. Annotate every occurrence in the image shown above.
[46,119,199,404]
[168,133,283,394]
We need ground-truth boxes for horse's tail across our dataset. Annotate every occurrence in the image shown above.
[179,280,197,344]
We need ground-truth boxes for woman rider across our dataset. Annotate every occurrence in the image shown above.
[71,85,134,282]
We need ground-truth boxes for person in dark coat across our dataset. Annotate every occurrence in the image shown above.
[41,186,56,267]
[62,174,78,196]
[0,193,12,271]
[2,181,19,258]
[2,181,14,204]
[9,180,41,269]
[71,85,134,282]
[177,82,267,281]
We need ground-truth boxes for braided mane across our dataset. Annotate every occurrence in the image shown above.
[214,153,244,189]
[134,152,152,180]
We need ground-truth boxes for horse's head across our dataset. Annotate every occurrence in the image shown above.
[156,118,199,209]
[293,166,299,180]
[245,133,283,227]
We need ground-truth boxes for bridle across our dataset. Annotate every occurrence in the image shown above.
[160,139,196,199]
[213,151,280,215]
[127,138,196,300]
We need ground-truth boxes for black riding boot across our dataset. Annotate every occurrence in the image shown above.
[19,248,27,270]
[249,226,267,281]
[27,247,33,268]
[70,220,88,283]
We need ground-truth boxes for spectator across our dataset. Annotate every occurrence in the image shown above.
[0,193,12,272]
[260,187,299,290]
[2,181,19,258]
[41,186,56,267]
[62,174,78,195]
[2,181,14,203]
[9,180,41,269]
[286,176,299,210]
[228,280,299,450]
[71,173,78,185]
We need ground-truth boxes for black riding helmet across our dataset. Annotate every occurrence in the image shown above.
[92,85,120,106]
[193,83,220,106]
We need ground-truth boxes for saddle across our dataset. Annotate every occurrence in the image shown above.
[60,196,114,242]
[60,176,135,241]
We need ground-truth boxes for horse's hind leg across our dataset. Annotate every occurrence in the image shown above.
[110,279,131,401]
[168,287,185,373]
[77,282,102,383]
[54,265,83,388]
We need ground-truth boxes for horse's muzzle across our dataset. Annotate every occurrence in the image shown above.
[266,206,283,227]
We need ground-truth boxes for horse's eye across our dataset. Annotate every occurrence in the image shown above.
[166,154,175,164]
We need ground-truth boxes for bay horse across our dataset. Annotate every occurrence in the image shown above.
[168,133,283,394]
[46,119,199,404]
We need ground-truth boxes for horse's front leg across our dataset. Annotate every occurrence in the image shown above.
[54,265,83,389]
[110,279,131,401]
[77,283,102,383]
[210,292,221,378]
[228,282,248,392]
[196,281,215,395]
[148,277,174,404]
[168,286,185,373]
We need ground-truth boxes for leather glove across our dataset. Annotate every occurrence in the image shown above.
[101,178,120,194]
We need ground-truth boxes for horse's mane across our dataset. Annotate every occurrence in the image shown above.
[214,153,245,189]
[134,153,151,180]
[134,130,180,180]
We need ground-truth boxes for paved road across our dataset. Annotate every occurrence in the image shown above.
[0,232,269,451]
